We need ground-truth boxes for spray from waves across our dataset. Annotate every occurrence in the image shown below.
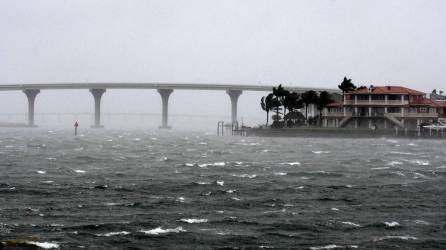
[139,227,185,235]
[95,231,131,237]
[179,218,208,223]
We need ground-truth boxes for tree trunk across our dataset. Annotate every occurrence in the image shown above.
[266,111,269,126]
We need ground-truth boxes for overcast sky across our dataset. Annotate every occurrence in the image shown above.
[0,0,445,128]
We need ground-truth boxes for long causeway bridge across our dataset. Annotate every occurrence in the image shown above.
[0,83,338,128]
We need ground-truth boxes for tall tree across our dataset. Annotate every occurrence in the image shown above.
[260,93,275,126]
[316,91,334,125]
[283,92,303,126]
[272,85,289,118]
[338,77,356,96]
[301,90,318,121]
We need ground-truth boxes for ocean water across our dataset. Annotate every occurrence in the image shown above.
[0,129,445,249]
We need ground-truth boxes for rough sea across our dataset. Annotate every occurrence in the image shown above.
[0,129,445,249]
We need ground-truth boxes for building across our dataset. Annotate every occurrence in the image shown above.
[323,86,446,130]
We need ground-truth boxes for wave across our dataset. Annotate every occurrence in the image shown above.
[139,226,185,235]
[27,241,59,249]
[376,235,417,241]
[281,162,301,166]
[231,174,257,178]
[179,218,208,223]
[312,151,331,154]
[341,221,361,227]
[95,231,131,237]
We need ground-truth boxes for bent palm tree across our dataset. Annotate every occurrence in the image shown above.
[317,91,334,125]
[338,76,356,96]
[260,93,275,126]
[301,90,318,121]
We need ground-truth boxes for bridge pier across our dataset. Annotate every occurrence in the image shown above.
[158,89,173,129]
[226,90,242,124]
[89,89,106,128]
[23,89,40,127]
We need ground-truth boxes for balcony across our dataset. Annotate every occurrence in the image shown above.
[324,111,351,117]
[343,100,408,105]
[405,112,438,118]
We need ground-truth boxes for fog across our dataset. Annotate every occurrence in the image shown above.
[1,0,445,129]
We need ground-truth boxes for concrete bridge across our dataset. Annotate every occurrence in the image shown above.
[0,83,338,128]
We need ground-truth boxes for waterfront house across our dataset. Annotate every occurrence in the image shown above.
[323,86,446,130]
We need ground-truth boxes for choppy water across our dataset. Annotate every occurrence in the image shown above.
[0,129,445,249]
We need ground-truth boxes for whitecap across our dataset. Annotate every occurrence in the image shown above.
[282,162,301,166]
[139,226,185,235]
[104,202,120,206]
[37,170,46,174]
[296,186,305,189]
[408,143,418,146]
[414,219,430,225]
[390,151,413,155]
[179,218,208,223]
[185,163,195,167]
[312,151,331,154]
[386,139,398,144]
[413,172,429,179]
[300,177,309,180]
[226,189,236,193]
[177,197,186,202]
[41,180,54,184]
[341,221,361,227]
[96,231,130,237]
[46,157,57,161]
[198,163,208,168]
[216,181,224,186]
[198,142,207,145]
[310,245,342,250]
[377,235,417,241]
[196,181,211,185]
[231,197,241,201]
[386,161,403,166]
[231,174,256,178]
[331,208,339,211]
[371,167,390,170]
[411,160,430,166]
[212,162,225,166]
[133,138,141,141]
[384,221,400,227]
[392,171,405,177]
[274,172,287,176]
[234,161,243,165]
[74,170,86,173]
[27,241,59,249]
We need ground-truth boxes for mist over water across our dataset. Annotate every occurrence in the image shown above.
[1,128,445,249]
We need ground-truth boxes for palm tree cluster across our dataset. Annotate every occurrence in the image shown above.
[261,84,334,128]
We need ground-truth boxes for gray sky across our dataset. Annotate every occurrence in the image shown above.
[0,0,445,128]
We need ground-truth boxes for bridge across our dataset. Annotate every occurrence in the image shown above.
[0,83,339,128]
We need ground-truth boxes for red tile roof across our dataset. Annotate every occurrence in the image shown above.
[347,86,424,95]
[327,101,343,107]
[411,99,446,107]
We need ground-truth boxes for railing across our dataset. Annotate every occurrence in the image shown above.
[405,112,438,118]
[343,100,408,105]
[324,112,351,117]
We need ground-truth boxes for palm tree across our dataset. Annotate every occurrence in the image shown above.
[301,90,318,121]
[316,91,334,125]
[260,93,275,126]
[338,76,356,96]
[272,84,290,118]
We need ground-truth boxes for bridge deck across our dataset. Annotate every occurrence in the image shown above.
[0,83,339,93]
